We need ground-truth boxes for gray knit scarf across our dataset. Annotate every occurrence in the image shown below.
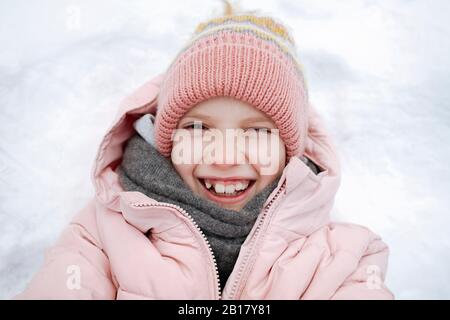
[116,133,281,289]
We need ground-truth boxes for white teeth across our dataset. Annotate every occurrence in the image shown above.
[214,183,225,193]
[202,179,252,194]
[225,184,235,194]
[235,182,248,191]
[242,181,249,189]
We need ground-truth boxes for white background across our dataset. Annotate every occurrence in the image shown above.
[1,0,449,299]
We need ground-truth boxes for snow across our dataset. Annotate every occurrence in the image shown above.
[1,0,449,299]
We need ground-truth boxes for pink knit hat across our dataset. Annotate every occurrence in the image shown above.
[154,9,309,160]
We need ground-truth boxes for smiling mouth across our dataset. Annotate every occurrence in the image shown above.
[197,178,256,198]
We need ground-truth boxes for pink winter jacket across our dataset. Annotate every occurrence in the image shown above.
[15,73,394,300]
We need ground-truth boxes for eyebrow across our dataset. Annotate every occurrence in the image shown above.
[240,117,274,125]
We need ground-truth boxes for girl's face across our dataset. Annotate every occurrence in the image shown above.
[171,96,286,211]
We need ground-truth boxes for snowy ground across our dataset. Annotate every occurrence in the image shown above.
[1,0,449,299]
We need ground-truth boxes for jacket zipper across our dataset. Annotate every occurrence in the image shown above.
[129,179,286,300]
[226,180,286,300]
[130,201,222,300]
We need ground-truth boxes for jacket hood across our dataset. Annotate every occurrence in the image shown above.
[90,72,341,236]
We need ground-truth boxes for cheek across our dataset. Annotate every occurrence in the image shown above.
[171,130,204,165]
[172,162,197,191]
[171,134,197,185]
[250,136,286,175]
[251,136,286,192]
[277,138,287,169]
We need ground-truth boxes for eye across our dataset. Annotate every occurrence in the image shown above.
[244,127,272,134]
[183,121,209,130]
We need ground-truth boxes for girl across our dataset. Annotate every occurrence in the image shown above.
[15,4,394,300]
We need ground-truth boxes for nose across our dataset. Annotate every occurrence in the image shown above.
[204,146,247,167]
[202,129,248,165]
